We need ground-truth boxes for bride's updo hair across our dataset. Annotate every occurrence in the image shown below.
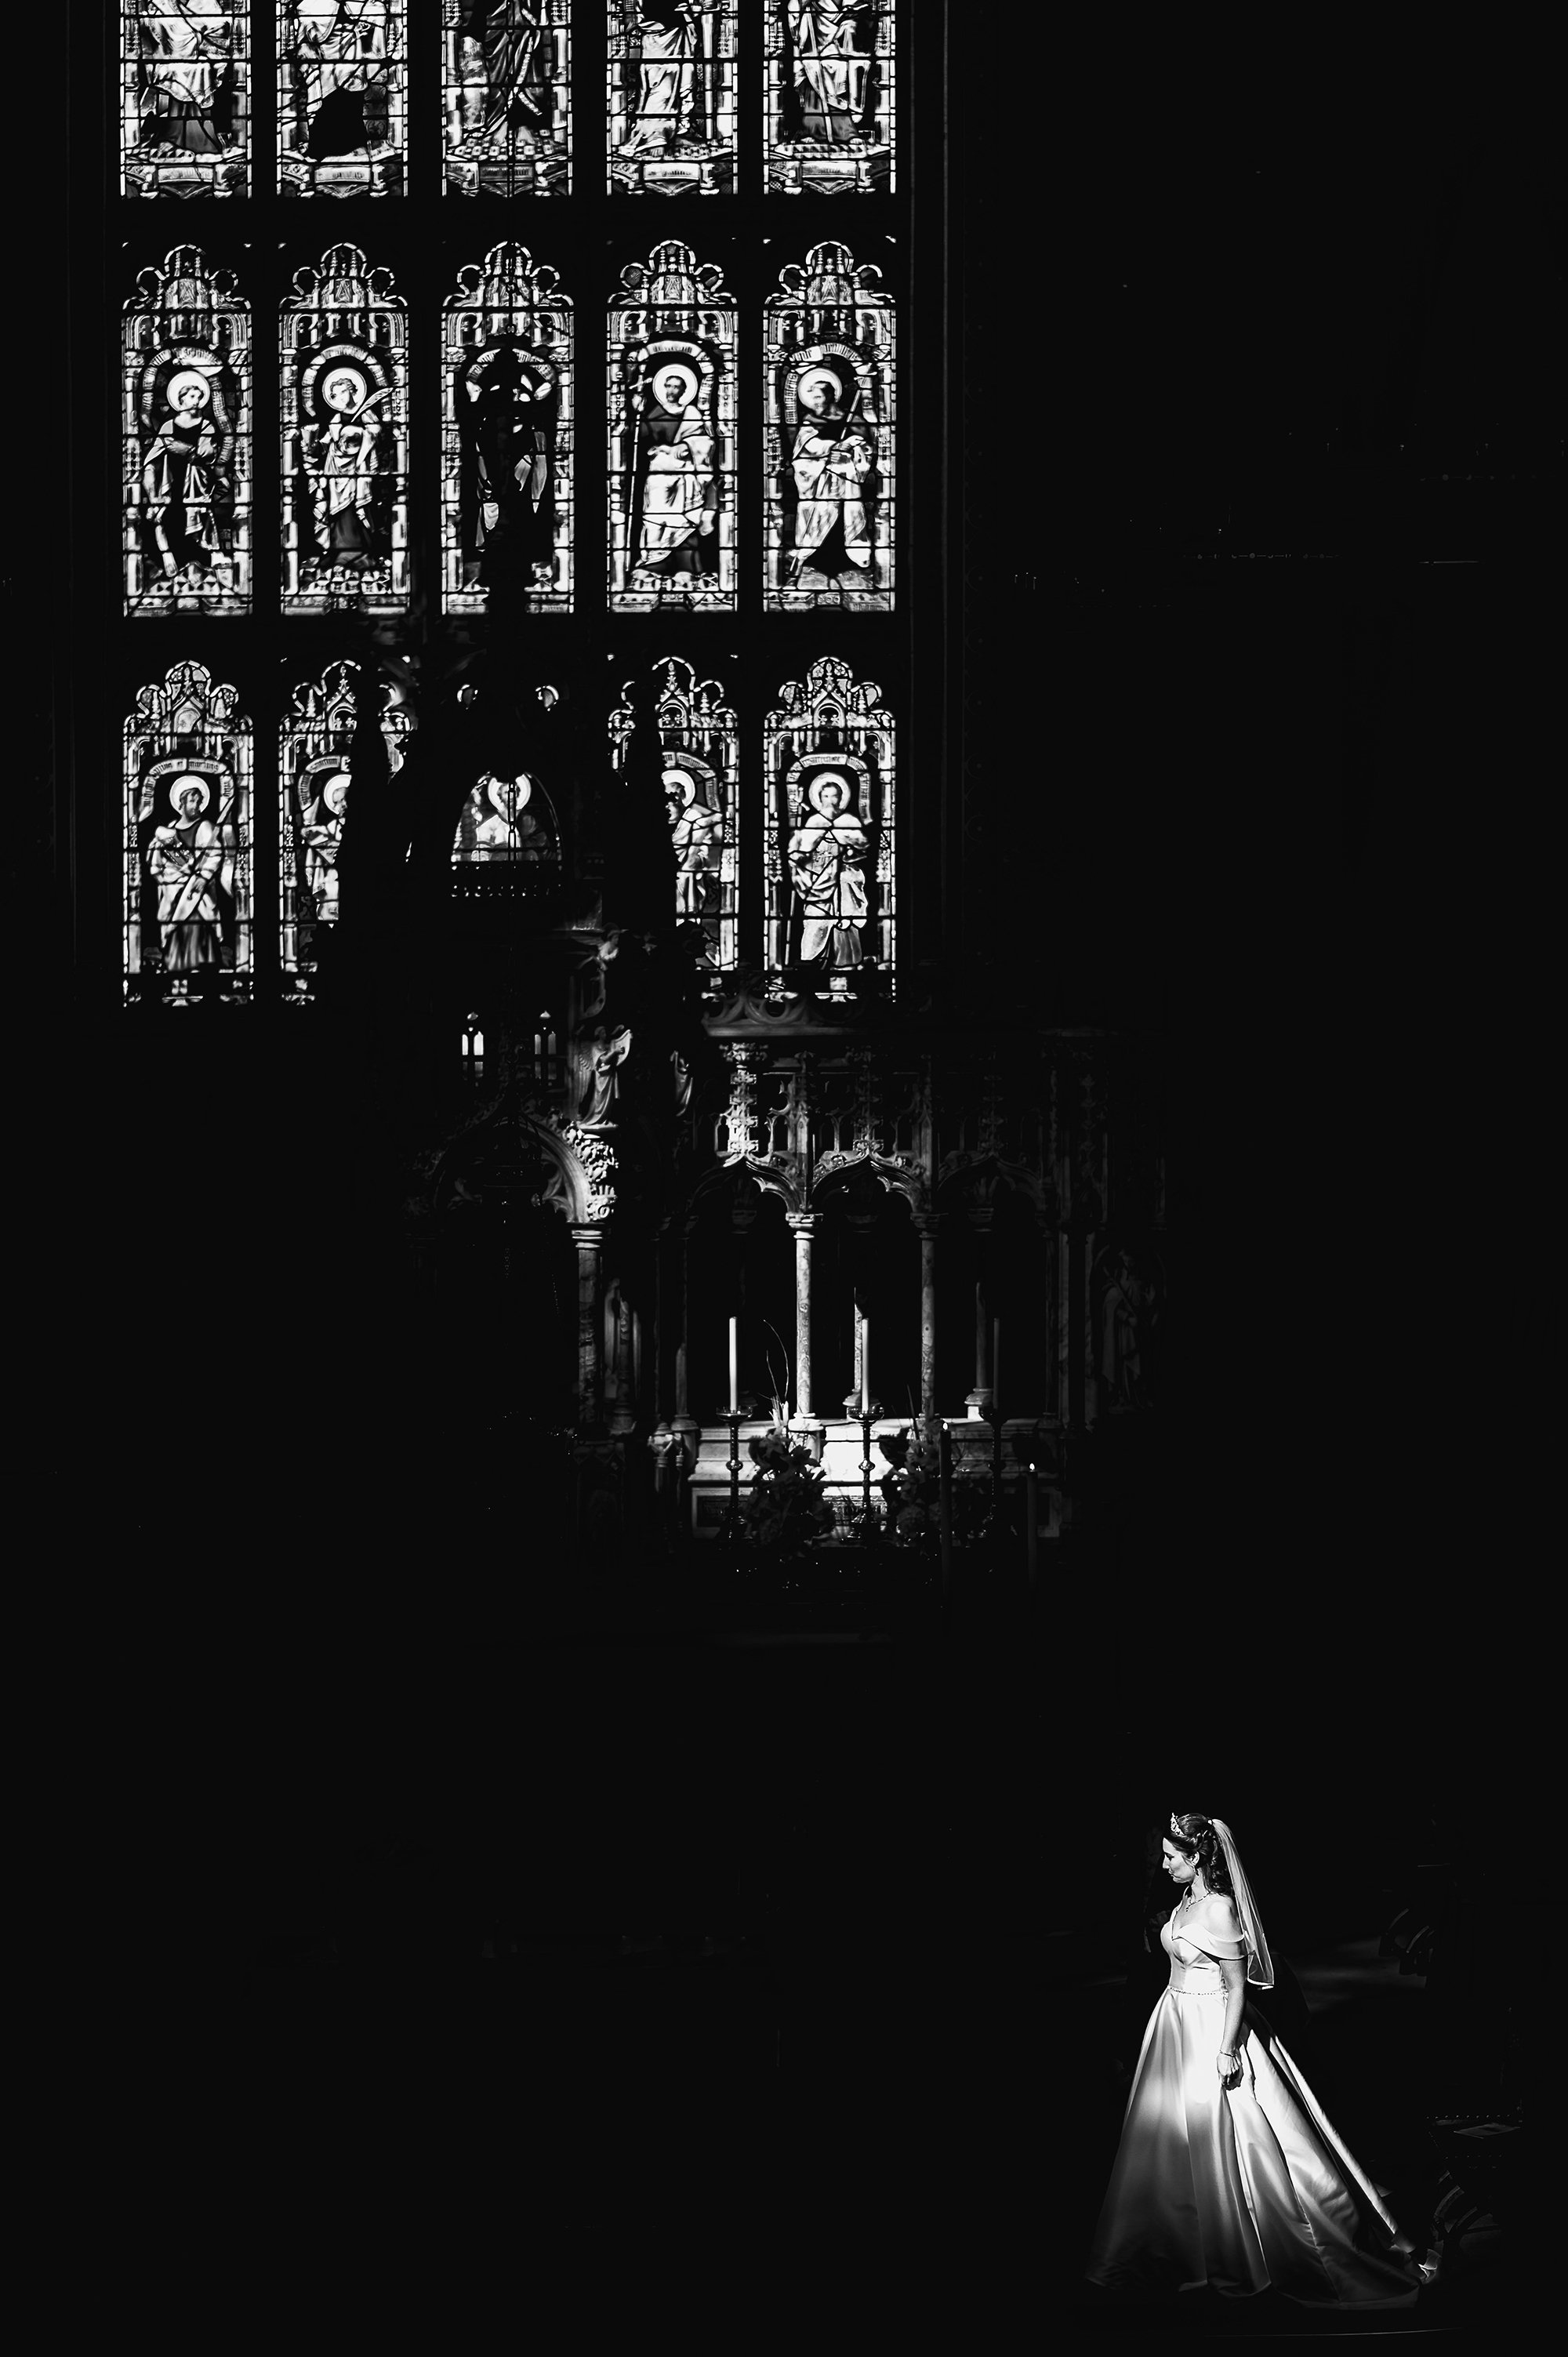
[1170,1812,1235,1901]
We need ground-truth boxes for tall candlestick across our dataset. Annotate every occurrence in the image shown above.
[993,1315,1001,1418]
[728,1314,739,1415]
[938,1419,953,1592]
[860,1312,870,1415]
[1026,1460,1040,1590]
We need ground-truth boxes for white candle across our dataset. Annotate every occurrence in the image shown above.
[859,1313,870,1415]
[993,1315,1001,1418]
[728,1315,739,1415]
[1026,1461,1040,1587]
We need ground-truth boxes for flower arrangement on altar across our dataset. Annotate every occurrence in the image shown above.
[876,1423,989,1548]
[740,1424,836,1553]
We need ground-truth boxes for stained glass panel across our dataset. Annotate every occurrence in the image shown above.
[278,1,406,195]
[124,246,252,617]
[764,2,895,194]
[280,659,412,988]
[610,657,738,969]
[443,244,573,616]
[764,656,895,995]
[281,244,410,615]
[124,661,252,1001]
[445,2,572,195]
[607,5,736,195]
[122,3,250,198]
[608,241,736,612]
[764,239,894,612]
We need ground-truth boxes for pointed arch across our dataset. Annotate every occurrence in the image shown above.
[123,246,252,617]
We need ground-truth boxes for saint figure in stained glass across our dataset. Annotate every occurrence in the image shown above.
[788,770,869,968]
[608,4,735,194]
[305,365,390,569]
[765,1,893,195]
[124,3,249,196]
[764,656,894,993]
[443,245,572,613]
[609,656,737,965]
[446,2,571,195]
[282,248,408,613]
[666,767,722,916]
[628,361,717,590]
[788,365,876,586]
[125,248,250,615]
[280,0,405,195]
[461,348,557,596]
[466,773,557,861]
[143,772,238,973]
[764,241,894,611]
[610,241,735,608]
[301,769,350,921]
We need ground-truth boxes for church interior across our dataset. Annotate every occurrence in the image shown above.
[28,13,1544,2328]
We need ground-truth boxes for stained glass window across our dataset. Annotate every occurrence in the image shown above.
[124,247,252,618]
[610,657,738,970]
[443,244,573,616]
[452,768,562,870]
[764,2,895,194]
[279,659,412,989]
[764,239,894,612]
[607,4,736,195]
[608,241,736,612]
[445,2,572,195]
[124,661,252,1001]
[122,3,250,198]
[278,1,406,196]
[764,656,895,994]
[281,244,409,615]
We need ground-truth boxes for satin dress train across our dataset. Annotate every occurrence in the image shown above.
[1085,1905,1425,2307]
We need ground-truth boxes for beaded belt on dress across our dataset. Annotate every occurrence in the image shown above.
[1170,1966,1225,1995]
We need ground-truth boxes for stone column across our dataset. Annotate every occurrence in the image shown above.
[913,1213,939,1431]
[674,1221,695,1422]
[570,1225,604,1429]
[787,1212,815,1419]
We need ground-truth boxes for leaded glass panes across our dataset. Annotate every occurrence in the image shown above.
[764,656,895,993]
[452,767,562,867]
[278,1,406,195]
[443,245,573,616]
[122,3,251,198]
[124,246,252,616]
[445,2,572,195]
[281,244,410,615]
[607,5,737,195]
[764,2,895,194]
[610,657,738,969]
[608,241,736,611]
[124,661,253,999]
[764,239,894,612]
[280,659,412,987]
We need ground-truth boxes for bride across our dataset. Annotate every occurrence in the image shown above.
[1085,1812,1435,2308]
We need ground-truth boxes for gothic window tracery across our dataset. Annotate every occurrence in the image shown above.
[445,2,572,195]
[279,659,412,985]
[124,246,252,617]
[764,2,894,195]
[281,244,410,614]
[610,656,738,970]
[607,4,737,195]
[764,655,895,993]
[122,2,250,198]
[278,0,406,197]
[443,244,574,615]
[764,239,895,611]
[608,241,736,611]
[124,661,253,998]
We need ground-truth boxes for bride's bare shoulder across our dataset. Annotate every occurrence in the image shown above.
[1196,1891,1243,1927]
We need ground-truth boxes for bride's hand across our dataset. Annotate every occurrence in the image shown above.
[1217,2050,1240,2083]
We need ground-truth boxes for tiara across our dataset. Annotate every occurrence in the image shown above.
[1171,1814,1215,1839]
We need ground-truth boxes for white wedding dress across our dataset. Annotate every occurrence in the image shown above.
[1085,1899,1428,2306]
